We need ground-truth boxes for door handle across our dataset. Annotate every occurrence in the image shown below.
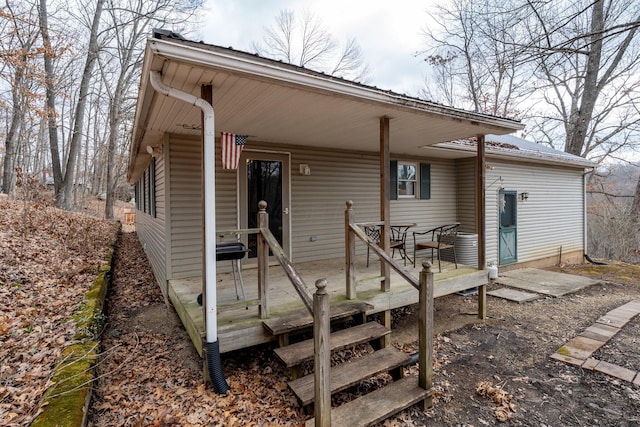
[283,207,289,215]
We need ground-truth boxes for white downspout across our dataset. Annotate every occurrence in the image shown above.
[584,170,589,257]
[148,71,218,342]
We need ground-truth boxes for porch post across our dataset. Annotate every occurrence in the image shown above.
[314,279,331,426]
[345,200,356,299]
[257,201,269,319]
[418,261,434,409]
[379,117,391,292]
[476,134,486,269]
[476,134,487,320]
[379,117,391,348]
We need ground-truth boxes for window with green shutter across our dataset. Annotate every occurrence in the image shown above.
[390,161,430,200]
[420,163,431,200]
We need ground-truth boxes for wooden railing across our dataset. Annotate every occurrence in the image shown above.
[344,200,419,298]
[221,200,433,424]
[217,200,314,318]
[313,256,435,424]
[257,207,314,315]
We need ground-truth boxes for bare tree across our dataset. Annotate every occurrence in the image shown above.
[422,0,640,259]
[99,0,204,218]
[38,0,63,196]
[1,1,41,194]
[421,0,640,155]
[420,0,531,117]
[524,0,640,239]
[252,9,370,82]
[524,0,640,159]
[55,0,105,209]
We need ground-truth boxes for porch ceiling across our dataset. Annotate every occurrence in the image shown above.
[128,37,523,183]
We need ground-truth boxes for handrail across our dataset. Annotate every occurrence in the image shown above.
[259,227,314,314]
[349,222,419,290]
[216,228,261,236]
[216,202,314,317]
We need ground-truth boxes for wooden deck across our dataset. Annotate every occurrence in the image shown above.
[168,255,485,355]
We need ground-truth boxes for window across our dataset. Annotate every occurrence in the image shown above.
[398,162,417,198]
[134,183,139,210]
[138,159,157,217]
[148,158,156,217]
[142,170,147,213]
[390,161,431,200]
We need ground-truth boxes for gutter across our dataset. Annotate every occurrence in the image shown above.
[148,71,230,394]
[428,142,597,169]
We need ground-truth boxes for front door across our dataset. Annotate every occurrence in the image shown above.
[240,151,291,259]
[498,190,517,265]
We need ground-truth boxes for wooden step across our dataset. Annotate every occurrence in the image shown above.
[305,377,433,427]
[273,322,389,368]
[262,301,372,336]
[288,347,411,406]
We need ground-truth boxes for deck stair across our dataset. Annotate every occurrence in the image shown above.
[263,301,372,347]
[264,302,433,426]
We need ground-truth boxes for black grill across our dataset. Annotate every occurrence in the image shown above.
[216,242,247,261]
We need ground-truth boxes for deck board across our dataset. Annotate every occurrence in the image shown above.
[273,322,390,368]
[167,255,483,354]
[305,377,433,427]
[289,347,411,406]
[262,301,372,336]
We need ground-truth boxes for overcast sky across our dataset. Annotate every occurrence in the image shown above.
[197,0,434,96]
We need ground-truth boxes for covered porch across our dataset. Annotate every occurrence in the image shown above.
[169,251,486,356]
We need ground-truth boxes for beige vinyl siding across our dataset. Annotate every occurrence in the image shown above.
[168,135,238,279]
[455,158,477,234]
[167,137,462,273]
[169,136,202,278]
[154,131,589,283]
[390,158,459,263]
[290,146,379,263]
[135,154,168,296]
[245,143,464,262]
[485,160,585,265]
[240,143,460,264]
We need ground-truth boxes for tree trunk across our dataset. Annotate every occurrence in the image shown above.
[38,0,63,199]
[104,99,119,219]
[564,0,604,156]
[58,0,105,210]
[631,175,640,227]
[2,60,26,195]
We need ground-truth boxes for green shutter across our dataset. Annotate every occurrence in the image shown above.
[390,160,398,200]
[420,163,431,200]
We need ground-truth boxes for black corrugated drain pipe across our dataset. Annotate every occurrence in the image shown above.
[404,352,420,368]
[206,340,230,394]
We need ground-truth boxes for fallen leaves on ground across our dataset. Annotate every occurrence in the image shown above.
[88,232,307,426]
[475,380,516,422]
[0,195,119,426]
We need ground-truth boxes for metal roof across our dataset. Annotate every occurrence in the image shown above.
[429,134,596,168]
[128,33,524,183]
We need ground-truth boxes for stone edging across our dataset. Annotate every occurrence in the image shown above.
[31,226,120,427]
[551,299,640,386]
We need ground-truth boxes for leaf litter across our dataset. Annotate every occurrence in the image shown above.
[0,195,119,426]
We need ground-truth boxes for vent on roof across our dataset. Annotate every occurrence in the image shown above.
[152,28,186,40]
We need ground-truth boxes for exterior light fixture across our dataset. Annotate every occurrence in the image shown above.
[299,164,311,175]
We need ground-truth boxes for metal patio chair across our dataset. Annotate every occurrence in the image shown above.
[413,223,460,272]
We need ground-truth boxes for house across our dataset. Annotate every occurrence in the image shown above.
[126,31,593,359]
[435,133,595,267]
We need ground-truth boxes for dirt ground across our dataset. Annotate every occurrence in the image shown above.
[89,232,640,426]
[401,269,640,426]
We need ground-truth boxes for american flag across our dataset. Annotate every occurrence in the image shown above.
[221,132,247,170]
